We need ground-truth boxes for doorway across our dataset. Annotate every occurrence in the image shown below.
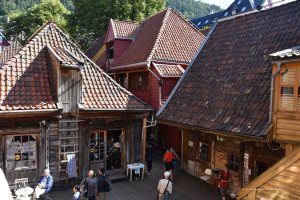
[88,129,124,173]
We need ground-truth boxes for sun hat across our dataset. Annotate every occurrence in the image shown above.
[114,142,121,148]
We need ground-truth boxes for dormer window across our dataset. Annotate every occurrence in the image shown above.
[279,66,300,111]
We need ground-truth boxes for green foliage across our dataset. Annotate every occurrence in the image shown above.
[68,0,166,50]
[166,0,222,19]
[4,0,69,43]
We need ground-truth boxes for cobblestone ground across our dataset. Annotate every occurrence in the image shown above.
[51,161,219,200]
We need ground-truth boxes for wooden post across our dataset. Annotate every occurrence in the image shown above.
[141,118,147,164]
[285,143,294,155]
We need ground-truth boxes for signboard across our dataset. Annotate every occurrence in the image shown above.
[67,154,77,178]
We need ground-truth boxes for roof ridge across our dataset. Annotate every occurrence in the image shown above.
[146,9,171,63]
[167,7,204,36]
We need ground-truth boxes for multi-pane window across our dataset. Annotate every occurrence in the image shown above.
[228,154,240,171]
[198,142,209,162]
[89,132,105,161]
[128,72,149,90]
[279,67,300,111]
[6,135,37,171]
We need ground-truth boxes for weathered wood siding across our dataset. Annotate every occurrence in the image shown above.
[59,69,81,114]
[274,117,300,142]
[47,122,60,181]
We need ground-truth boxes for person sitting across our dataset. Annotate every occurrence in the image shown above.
[33,168,53,199]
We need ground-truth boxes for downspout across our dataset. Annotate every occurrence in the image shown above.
[265,61,282,136]
[146,62,163,107]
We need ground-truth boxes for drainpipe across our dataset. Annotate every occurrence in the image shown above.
[265,61,282,136]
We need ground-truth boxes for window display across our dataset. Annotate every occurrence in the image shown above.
[6,135,37,171]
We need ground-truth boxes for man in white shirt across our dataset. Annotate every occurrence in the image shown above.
[157,171,172,200]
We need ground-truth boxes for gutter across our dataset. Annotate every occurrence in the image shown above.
[157,118,265,142]
[109,61,148,70]
[156,21,218,117]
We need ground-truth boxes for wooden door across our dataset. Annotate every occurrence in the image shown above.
[89,131,106,173]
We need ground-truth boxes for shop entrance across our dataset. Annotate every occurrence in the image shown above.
[89,129,123,173]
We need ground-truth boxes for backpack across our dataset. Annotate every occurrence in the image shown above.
[104,176,112,192]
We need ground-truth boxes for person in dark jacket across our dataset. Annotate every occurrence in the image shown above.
[146,143,154,174]
[33,168,53,199]
[96,168,110,200]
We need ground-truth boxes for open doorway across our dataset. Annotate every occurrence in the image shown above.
[106,130,122,171]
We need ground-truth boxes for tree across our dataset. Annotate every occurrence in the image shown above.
[4,0,69,43]
[166,0,222,19]
[68,0,166,50]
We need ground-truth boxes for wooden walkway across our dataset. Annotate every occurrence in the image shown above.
[52,161,219,200]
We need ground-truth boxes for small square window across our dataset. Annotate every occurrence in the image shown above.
[228,154,240,171]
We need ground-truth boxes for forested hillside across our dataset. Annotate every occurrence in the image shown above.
[167,0,222,19]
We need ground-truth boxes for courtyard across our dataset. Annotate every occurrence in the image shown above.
[51,160,219,200]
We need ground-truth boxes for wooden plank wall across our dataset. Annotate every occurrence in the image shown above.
[47,122,60,181]
[275,118,300,142]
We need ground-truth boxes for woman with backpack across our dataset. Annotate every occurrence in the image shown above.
[96,168,112,200]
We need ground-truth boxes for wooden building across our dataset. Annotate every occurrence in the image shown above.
[237,46,300,199]
[0,22,152,185]
[156,1,300,194]
[86,8,205,154]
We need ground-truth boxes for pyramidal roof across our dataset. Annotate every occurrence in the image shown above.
[0,22,152,112]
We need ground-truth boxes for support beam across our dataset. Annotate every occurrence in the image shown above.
[141,118,147,164]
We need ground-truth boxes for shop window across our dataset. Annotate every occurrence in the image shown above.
[89,132,105,161]
[198,142,209,162]
[279,67,300,111]
[228,154,240,171]
[129,72,149,90]
[6,135,37,171]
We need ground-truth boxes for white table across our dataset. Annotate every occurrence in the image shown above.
[127,163,145,182]
[15,187,34,200]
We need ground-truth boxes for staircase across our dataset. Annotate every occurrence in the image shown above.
[237,148,300,200]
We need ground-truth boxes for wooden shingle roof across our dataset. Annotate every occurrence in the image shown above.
[0,23,152,112]
[157,1,300,137]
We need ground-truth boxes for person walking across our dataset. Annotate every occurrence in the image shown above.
[219,165,231,200]
[157,171,172,200]
[80,170,97,200]
[72,185,80,200]
[146,142,154,174]
[170,147,180,170]
[96,168,111,200]
[163,147,174,171]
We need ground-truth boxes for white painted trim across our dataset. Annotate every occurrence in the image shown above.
[156,22,218,117]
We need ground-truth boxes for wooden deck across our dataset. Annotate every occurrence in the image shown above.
[51,161,219,200]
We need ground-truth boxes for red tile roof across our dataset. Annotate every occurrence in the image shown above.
[112,8,205,67]
[157,1,300,137]
[153,63,184,77]
[112,20,141,40]
[0,22,152,112]
[47,46,83,66]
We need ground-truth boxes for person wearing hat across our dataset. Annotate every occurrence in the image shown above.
[112,142,121,169]
[157,171,173,200]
